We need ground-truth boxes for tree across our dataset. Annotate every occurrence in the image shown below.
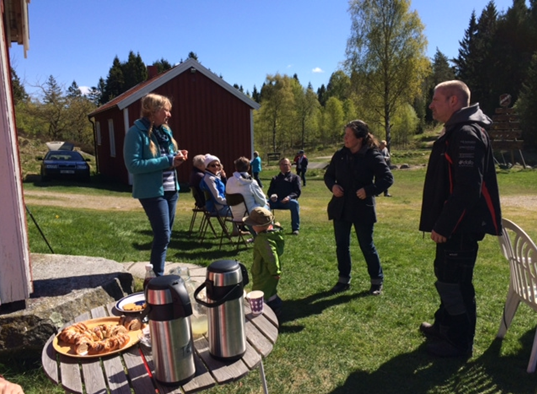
[292,81,320,149]
[40,75,67,139]
[517,52,537,149]
[425,48,455,122]
[153,58,172,73]
[255,74,295,152]
[252,85,260,103]
[102,56,124,104]
[344,0,429,148]
[67,81,82,98]
[492,0,536,111]
[11,67,27,104]
[324,97,346,144]
[88,78,105,106]
[325,70,351,102]
[123,51,147,91]
[317,84,327,106]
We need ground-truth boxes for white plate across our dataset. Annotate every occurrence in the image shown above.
[115,292,146,313]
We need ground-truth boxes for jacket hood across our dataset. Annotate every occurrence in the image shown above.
[266,227,285,254]
[445,104,492,129]
[232,171,254,185]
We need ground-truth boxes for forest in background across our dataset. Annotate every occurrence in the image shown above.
[10,0,537,158]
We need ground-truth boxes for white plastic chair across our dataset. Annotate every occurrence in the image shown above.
[497,218,537,373]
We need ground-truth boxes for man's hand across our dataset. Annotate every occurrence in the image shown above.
[431,230,447,243]
[332,185,344,197]
[356,188,366,200]
[281,196,290,204]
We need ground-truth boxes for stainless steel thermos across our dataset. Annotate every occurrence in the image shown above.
[145,275,195,385]
[194,260,249,361]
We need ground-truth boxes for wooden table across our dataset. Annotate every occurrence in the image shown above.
[42,300,278,394]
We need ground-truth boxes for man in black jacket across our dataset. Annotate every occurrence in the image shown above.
[419,80,502,358]
[268,158,301,235]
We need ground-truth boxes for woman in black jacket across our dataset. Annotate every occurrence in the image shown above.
[324,120,393,295]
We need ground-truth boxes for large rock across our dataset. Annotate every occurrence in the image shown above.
[0,254,133,357]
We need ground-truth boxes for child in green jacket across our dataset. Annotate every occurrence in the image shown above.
[243,207,284,317]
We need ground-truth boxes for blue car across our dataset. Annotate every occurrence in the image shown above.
[40,150,91,182]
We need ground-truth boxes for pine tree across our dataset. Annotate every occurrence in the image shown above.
[102,56,124,103]
[123,51,147,91]
[492,0,536,110]
[10,67,27,104]
[154,58,172,73]
[316,84,327,106]
[67,81,82,98]
[517,52,537,149]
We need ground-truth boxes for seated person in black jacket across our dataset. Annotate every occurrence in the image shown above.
[189,154,206,208]
[267,158,301,235]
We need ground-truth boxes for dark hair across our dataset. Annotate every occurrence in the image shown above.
[345,119,379,149]
[234,156,250,172]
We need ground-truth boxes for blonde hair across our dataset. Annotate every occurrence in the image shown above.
[140,93,177,156]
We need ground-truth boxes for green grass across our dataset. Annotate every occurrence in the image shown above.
[6,166,537,393]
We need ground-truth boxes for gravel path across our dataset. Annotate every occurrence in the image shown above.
[23,189,537,211]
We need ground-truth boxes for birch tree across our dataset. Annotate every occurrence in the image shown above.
[344,0,429,149]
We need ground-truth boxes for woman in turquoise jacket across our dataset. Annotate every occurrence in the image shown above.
[123,93,187,276]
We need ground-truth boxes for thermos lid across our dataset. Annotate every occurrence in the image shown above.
[146,275,192,319]
[208,260,239,274]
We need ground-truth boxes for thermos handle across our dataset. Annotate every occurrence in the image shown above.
[193,282,211,307]
[194,281,242,308]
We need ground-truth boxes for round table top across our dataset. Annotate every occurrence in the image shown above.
[42,298,278,394]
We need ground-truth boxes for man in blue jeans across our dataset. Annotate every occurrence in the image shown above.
[267,158,301,235]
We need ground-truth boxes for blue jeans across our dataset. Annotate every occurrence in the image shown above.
[269,199,300,231]
[333,219,383,285]
[139,191,178,276]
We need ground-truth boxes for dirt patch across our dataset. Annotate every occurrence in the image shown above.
[500,195,537,211]
[24,190,142,211]
[23,190,537,212]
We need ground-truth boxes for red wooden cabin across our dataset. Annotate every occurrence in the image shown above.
[88,58,260,186]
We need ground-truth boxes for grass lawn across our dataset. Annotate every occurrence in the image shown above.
[4,165,537,394]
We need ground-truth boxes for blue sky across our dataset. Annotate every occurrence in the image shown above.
[10,0,519,98]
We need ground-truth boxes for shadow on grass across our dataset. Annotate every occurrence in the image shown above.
[329,335,537,394]
[279,290,371,332]
[129,228,248,263]
[168,230,248,262]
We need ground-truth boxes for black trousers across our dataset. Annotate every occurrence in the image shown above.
[433,231,484,350]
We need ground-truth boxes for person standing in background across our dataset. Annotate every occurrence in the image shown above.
[124,93,187,277]
[324,120,393,295]
[250,151,263,188]
[379,141,392,197]
[419,80,502,358]
[294,150,309,187]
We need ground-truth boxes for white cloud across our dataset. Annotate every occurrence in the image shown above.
[79,86,91,96]
[287,64,293,68]
[312,67,324,73]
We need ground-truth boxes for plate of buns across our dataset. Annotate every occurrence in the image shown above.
[53,316,144,358]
